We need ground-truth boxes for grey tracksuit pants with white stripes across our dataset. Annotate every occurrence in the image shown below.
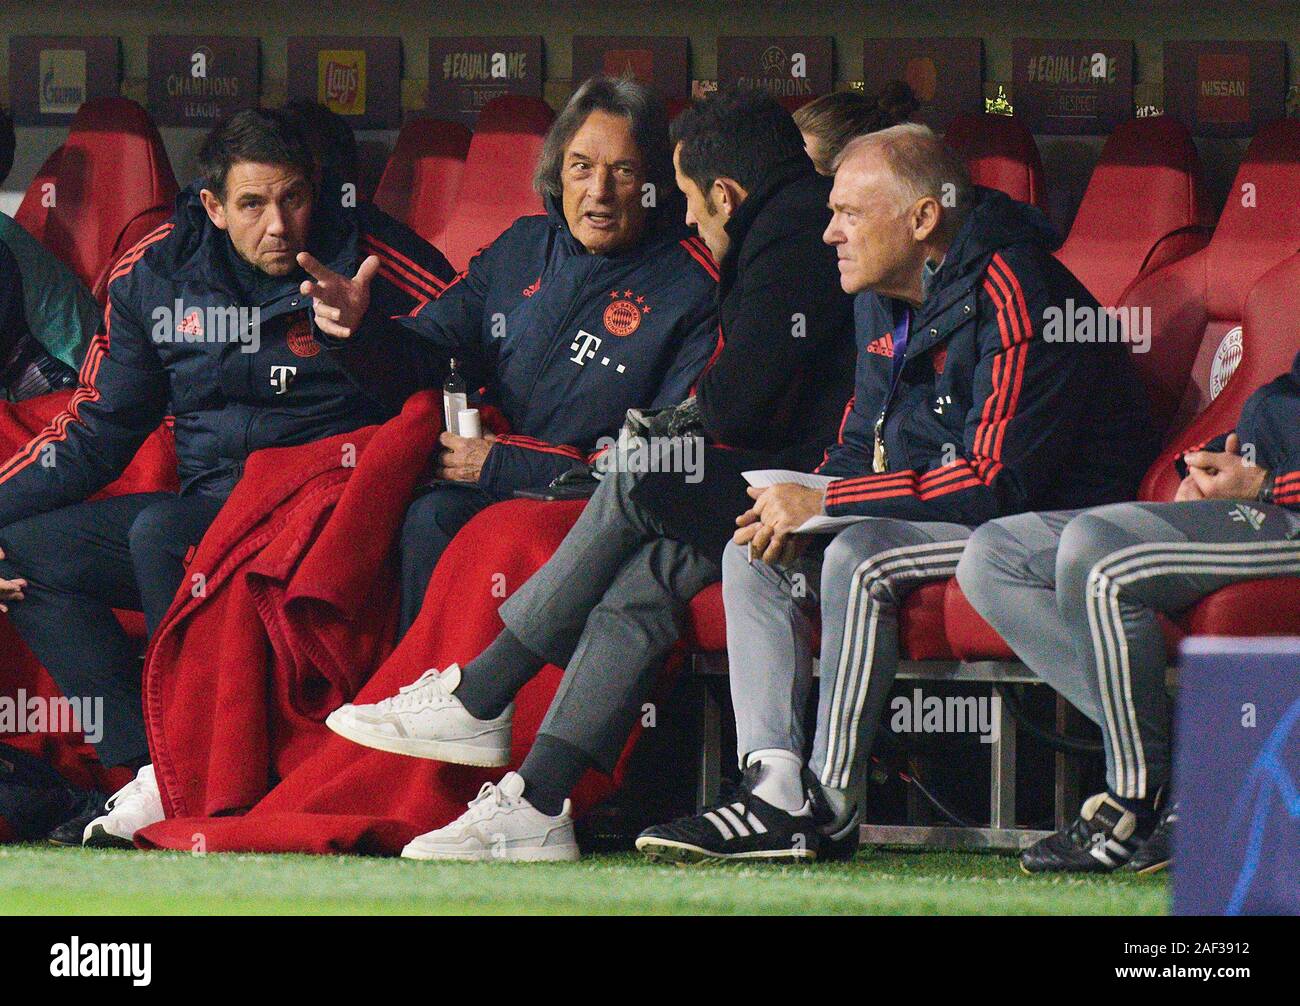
[722,518,972,790]
[497,441,722,772]
[957,500,1300,800]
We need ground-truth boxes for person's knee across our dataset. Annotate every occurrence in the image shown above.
[823,525,905,606]
[400,491,482,571]
[128,501,186,565]
[956,521,1010,606]
[0,515,67,584]
[1056,512,1116,600]
[0,518,39,570]
[722,540,759,603]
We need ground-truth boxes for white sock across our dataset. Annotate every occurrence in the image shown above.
[746,749,808,815]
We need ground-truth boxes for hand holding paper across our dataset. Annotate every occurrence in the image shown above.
[741,469,883,535]
[734,481,826,564]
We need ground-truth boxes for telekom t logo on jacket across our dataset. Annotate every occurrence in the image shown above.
[569,330,629,374]
[270,366,297,395]
[570,330,601,366]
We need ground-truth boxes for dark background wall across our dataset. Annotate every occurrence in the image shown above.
[2,0,1297,236]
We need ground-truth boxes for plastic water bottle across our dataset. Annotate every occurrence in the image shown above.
[443,358,468,435]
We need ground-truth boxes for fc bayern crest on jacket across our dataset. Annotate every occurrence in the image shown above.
[604,289,650,336]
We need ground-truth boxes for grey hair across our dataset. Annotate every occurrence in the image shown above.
[533,75,672,202]
[833,122,974,232]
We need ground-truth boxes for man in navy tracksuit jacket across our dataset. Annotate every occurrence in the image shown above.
[636,123,1157,864]
[960,349,1300,874]
[328,81,719,635]
[0,109,453,788]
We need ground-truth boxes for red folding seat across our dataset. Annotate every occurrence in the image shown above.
[13,145,63,240]
[1141,252,1300,637]
[1055,115,1215,307]
[37,97,178,305]
[1119,118,1300,439]
[435,95,554,272]
[944,113,1046,209]
[947,251,1300,660]
[373,116,472,246]
[778,95,816,113]
[665,97,691,122]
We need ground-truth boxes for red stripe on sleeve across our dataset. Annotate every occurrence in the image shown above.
[680,238,720,281]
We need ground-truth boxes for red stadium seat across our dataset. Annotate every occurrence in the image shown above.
[1055,116,1215,307]
[1119,118,1300,439]
[436,95,554,272]
[13,145,63,241]
[37,97,179,305]
[1141,253,1300,502]
[684,582,726,652]
[1144,251,1300,638]
[665,97,691,122]
[947,251,1300,660]
[373,116,472,246]
[778,94,817,113]
[1182,580,1300,637]
[944,113,1046,209]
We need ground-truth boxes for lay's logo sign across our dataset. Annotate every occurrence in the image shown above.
[318,50,366,115]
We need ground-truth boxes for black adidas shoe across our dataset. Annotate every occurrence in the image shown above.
[803,767,860,862]
[1125,802,1175,875]
[1021,792,1152,874]
[636,766,819,864]
[46,791,110,847]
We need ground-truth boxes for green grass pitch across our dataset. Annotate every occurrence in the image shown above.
[0,844,1168,915]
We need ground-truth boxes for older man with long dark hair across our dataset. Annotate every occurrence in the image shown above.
[305,75,719,637]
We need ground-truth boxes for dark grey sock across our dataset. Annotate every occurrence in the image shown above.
[518,734,593,817]
[1109,790,1158,830]
[455,629,546,720]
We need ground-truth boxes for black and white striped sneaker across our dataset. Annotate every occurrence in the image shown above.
[635,766,819,864]
[1125,802,1175,874]
[1020,791,1151,874]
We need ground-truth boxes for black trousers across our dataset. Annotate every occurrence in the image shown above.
[0,492,226,767]
[397,482,498,638]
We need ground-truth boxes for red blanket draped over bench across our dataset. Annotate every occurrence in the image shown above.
[138,398,670,854]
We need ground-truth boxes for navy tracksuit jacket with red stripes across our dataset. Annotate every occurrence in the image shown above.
[391,193,719,495]
[817,187,1155,523]
[0,182,454,528]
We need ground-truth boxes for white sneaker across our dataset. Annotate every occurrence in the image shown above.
[83,764,164,848]
[401,772,580,862]
[325,663,512,766]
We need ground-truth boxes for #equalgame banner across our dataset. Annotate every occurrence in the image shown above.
[861,37,984,130]
[1012,38,1134,134]
[7,35,121,126]
[1163,41,1287,138]
[147,36,260,127]
[1173,638,1300,915]
[427,36,544,126]
[571,36,690,100]
[716,36,833,106]
[286,36,403,130]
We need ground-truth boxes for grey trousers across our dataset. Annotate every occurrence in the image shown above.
[957,500,1300,799]
[497,444,721,771]
[722,518,972,790]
